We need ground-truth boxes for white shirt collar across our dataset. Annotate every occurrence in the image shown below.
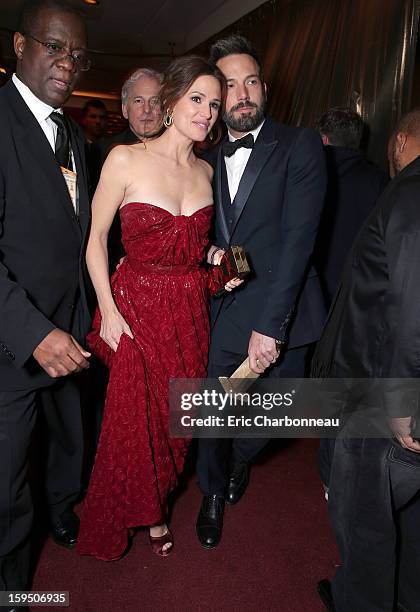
[227,119,265,143]
[12,73,62,124]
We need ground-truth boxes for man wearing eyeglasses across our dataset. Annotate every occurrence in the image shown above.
[0,0,91,597]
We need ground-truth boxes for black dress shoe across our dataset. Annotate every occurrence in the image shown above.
[317,579,336,612]
[196,495,224,549]
[226,462,249,505]
[50,510,79,549]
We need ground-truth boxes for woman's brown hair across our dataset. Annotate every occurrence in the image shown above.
[160,55,226,144]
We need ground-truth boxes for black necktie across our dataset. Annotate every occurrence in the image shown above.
[222,133,254,158]
[50,111,72,170]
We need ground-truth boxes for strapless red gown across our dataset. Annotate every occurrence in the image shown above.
[77,202,212,560]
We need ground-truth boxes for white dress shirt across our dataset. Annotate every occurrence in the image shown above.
[224,120,265,202]
[12,73,78,212]
[12,73,61,150]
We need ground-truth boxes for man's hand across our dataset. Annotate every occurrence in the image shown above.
[390,416,420,453]
[248,330,281,374]
[33,329,91,378]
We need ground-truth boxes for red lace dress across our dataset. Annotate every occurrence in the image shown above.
[77,202,212,560]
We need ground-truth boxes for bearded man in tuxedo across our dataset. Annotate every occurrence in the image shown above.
[196,35,327,549]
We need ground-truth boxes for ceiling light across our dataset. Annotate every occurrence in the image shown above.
[83,0,99,5]
[72,89,119,100]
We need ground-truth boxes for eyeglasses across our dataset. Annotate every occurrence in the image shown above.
[133,97,160,109]
[23,32,92,71]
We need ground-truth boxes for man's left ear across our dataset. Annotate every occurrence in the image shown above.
[263,82,267,97]
[396,132,407,153]
[14,32,25,60]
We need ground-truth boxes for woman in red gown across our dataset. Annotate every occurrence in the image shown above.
[77,57,239,560]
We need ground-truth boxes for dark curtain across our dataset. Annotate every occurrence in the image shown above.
[193,0,420,168]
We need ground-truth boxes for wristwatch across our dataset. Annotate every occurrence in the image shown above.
[275,339,285,353]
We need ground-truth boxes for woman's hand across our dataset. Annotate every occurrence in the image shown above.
[100,308,134,352]
[207,245,225,265]
[224,277,244,292]
[212,249,225,265]
[208,245,244,291]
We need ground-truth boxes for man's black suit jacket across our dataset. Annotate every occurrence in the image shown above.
[209,117,327,353]
[315,146,388,305]
[0,80,91,390]
[312,155,420,420]
[98,127,139,165]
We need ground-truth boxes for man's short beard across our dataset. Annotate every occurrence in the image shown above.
[223,99,266,133]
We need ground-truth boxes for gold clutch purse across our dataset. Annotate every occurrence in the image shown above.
[209,245,251,297]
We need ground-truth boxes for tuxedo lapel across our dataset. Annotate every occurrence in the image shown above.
[214,145,230,244]
[230,120,278,236]
[6,83,81,238]
[68,118,90,236]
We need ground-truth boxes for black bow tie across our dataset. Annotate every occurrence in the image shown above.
[222,133,254,157]
[50,111,73,170]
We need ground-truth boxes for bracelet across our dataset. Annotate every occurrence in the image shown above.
[275,339,285,353]
[210,247,223,265]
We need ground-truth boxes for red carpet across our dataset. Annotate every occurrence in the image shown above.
[31,439,338,611]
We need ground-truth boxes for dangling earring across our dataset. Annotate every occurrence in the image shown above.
[209,130,214,141]
[163,109,173,128]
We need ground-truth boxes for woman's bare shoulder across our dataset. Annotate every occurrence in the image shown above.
[103,144,131,166]
[196,157,214,181]
[105,143,146,165]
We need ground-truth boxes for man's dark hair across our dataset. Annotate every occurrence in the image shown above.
[82,98,107,116]
[18,0,81,34]
[317,107,364,149]
[209,35,262,74]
